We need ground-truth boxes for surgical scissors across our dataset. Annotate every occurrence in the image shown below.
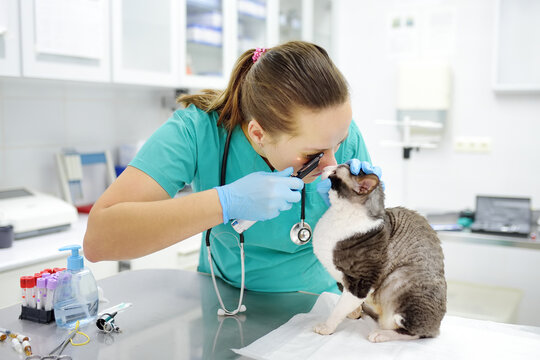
[25,330,77,360]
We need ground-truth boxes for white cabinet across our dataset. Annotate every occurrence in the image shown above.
[19,0,111,82]
[178,0,333,89]
[0,0,20,76]
[179,0,231,89]
[111,0,179,87]
[493,0,540,92]
[6,0,332,87]
[279,0,303,43]
[236,0,276,54]
[312,0,333,55]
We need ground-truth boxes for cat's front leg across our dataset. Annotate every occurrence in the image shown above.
[347,305,363,319]
[314,290,363,335]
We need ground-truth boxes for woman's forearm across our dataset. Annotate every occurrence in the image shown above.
[83,189,223,262]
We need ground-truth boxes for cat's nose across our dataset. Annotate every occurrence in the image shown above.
[321,165,337,180]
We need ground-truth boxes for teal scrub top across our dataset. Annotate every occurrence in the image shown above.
[129,104,372,294]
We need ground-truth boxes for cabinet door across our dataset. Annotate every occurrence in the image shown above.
[312,0,333,55]
[493,0,540,92]
[112,0,179,86]
[20,0,111,82]
[237,0,277,54]
[0,0,20,76]
[278,0,332,53]
[279,0,303,43]
[179,0,229,89]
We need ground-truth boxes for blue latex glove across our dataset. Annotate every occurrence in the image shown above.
[215,167,304,224]
[316,160,384,206]
[316,178,332,206]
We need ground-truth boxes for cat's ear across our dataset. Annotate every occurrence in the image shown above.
[353,174,379,195]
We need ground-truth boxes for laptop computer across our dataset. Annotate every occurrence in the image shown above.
[471,195,532,237]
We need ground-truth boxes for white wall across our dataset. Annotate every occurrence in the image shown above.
[0,78,173,197]
[334,0,540,211]
[334,0,540,326]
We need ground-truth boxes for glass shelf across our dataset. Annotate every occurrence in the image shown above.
[186,0,224,76]
[237,0,267,55]
[313,0,332,55]
[279,0,302,43]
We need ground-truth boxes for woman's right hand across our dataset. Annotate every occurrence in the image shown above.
[215,167,304,223]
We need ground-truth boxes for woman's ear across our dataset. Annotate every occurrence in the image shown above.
[247,119,267,147]
[353,174,379,195]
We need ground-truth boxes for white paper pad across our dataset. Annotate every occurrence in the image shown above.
[233,292,540,360]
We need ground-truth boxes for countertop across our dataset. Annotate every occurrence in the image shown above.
[2,213,540,275]
[0,269,319,360]
[438,229,540,250]
[0,215,88,272]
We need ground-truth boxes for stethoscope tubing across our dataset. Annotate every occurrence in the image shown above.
[207,243,247,316]
[206,127,316,316]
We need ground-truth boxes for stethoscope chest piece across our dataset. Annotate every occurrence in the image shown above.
[290,219,312,245]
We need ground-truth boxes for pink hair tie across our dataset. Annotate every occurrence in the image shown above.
[252,48,267,63]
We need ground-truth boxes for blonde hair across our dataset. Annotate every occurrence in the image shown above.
[178,41,349,136]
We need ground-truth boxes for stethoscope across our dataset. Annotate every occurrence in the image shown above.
[206,128,323,316]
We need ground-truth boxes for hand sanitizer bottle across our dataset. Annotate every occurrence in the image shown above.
[53,245,98,328]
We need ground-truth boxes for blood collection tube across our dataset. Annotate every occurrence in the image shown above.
[22,276,35,307]
[45,278,58,311]
[36,277,47,310]
[20,276,28,306]
[22,340,32,356]
[0,332,7,341]
[26,276,36,308]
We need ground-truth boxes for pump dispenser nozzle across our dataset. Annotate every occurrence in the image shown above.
[59,245,84,271]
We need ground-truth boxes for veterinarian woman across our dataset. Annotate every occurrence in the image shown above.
[83,41,382,295]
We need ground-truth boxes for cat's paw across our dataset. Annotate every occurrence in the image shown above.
[347,307,363,319]
[368,329,420,343]
[368,330,391,343]
[313,323,335,335]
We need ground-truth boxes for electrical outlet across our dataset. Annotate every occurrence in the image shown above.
[454,137,492,153]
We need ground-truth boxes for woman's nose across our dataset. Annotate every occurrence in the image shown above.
[319,151,337,170]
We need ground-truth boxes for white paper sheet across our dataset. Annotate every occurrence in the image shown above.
[233,292,540,360]
[34,0,104,59]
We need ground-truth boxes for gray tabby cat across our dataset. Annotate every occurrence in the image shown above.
[312,164,446,342]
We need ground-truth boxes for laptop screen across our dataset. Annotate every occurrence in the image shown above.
[475,196,531,227]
